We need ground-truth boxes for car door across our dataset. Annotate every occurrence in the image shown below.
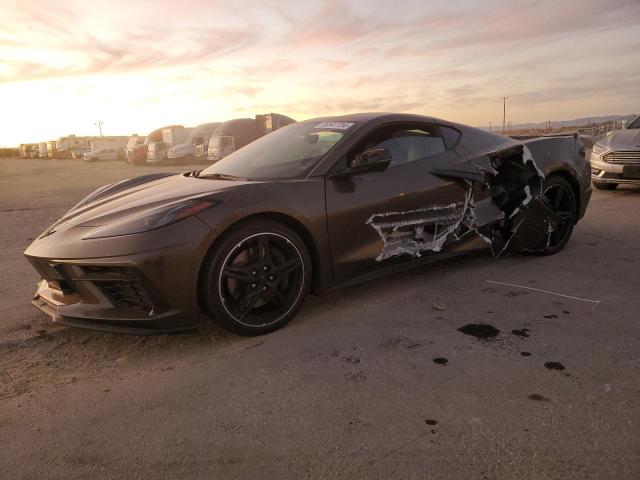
[325,122,468,282]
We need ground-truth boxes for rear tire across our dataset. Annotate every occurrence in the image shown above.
[199,219,312,335]
[531,176,577,256]
[593,181,618,191]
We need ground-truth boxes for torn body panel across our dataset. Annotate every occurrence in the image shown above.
[367,143,558,261]
[366,190,471,261]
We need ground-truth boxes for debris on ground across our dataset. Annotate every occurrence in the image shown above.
[432,302,447,312]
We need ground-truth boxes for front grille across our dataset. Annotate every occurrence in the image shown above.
[99,280,154,314]
[602,150,640,164]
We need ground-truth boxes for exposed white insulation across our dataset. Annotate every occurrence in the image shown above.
[367,144,555,261]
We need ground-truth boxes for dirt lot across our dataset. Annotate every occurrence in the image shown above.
[1,157,639,479]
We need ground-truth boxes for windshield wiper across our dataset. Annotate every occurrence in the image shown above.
[197,173,247,181]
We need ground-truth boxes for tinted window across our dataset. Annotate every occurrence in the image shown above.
[356,124,445,167]
[439,125,462,149]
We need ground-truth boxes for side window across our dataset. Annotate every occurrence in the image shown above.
[356,124,446,167]
[438,125,462,149]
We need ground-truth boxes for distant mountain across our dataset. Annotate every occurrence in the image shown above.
[479,114,638,131]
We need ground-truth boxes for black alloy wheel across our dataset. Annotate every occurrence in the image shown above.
[533,176,577,255]
[200,220,311,335]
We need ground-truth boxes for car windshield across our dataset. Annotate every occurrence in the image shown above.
[627,116,640,129]
[200,121,355,179]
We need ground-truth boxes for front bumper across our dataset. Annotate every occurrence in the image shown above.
[31,279,195,334]
[25,216,214,335]
[591,152,640,185]
[28,258,200,335]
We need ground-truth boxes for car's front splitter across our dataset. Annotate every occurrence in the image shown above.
[31,278,200,335]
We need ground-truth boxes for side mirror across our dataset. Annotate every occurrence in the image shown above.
[350,147,392,173]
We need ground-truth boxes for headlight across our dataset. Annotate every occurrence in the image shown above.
[83,199,217,239]
[592,143,607,155]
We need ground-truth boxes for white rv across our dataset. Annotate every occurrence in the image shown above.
[55,136,91,159]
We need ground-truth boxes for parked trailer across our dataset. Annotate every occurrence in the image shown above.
[55,135,129,159]
[46,141,57,158]
[126,126,177,165]
[19,143,38,158]
[147,126,192,164]
[55,136,91,159]
[167,122,220,164]
[207,113,295,163]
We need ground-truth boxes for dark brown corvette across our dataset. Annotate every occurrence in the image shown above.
[25,113,591,335]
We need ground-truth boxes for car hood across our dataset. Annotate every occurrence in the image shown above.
[597,129,640,150]
[52,173,255,229]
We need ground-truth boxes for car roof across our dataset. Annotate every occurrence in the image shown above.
[301,112,437,124]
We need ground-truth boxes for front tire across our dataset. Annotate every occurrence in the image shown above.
[593,181,618,191]
[199,220,312,335]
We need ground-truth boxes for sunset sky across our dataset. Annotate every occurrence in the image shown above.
[1,0,639,146]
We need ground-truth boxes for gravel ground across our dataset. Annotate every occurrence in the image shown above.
[0,157,639,479]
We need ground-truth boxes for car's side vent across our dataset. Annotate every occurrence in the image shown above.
[98,280,155,315]
[81,266,155,314]
[81,266,133,276]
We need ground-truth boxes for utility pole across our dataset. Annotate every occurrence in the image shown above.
[501,97,508,134]
[489,121,492,132]
[95,121,104,137]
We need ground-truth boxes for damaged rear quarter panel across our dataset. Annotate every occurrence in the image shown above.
[323,116,590,287]
[366,132,583,261]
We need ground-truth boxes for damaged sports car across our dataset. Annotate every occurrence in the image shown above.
[25,113,591,335]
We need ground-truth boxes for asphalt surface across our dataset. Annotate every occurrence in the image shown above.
[1,157,639,479]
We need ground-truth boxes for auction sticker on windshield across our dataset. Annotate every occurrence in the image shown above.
[314,122,354,130]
